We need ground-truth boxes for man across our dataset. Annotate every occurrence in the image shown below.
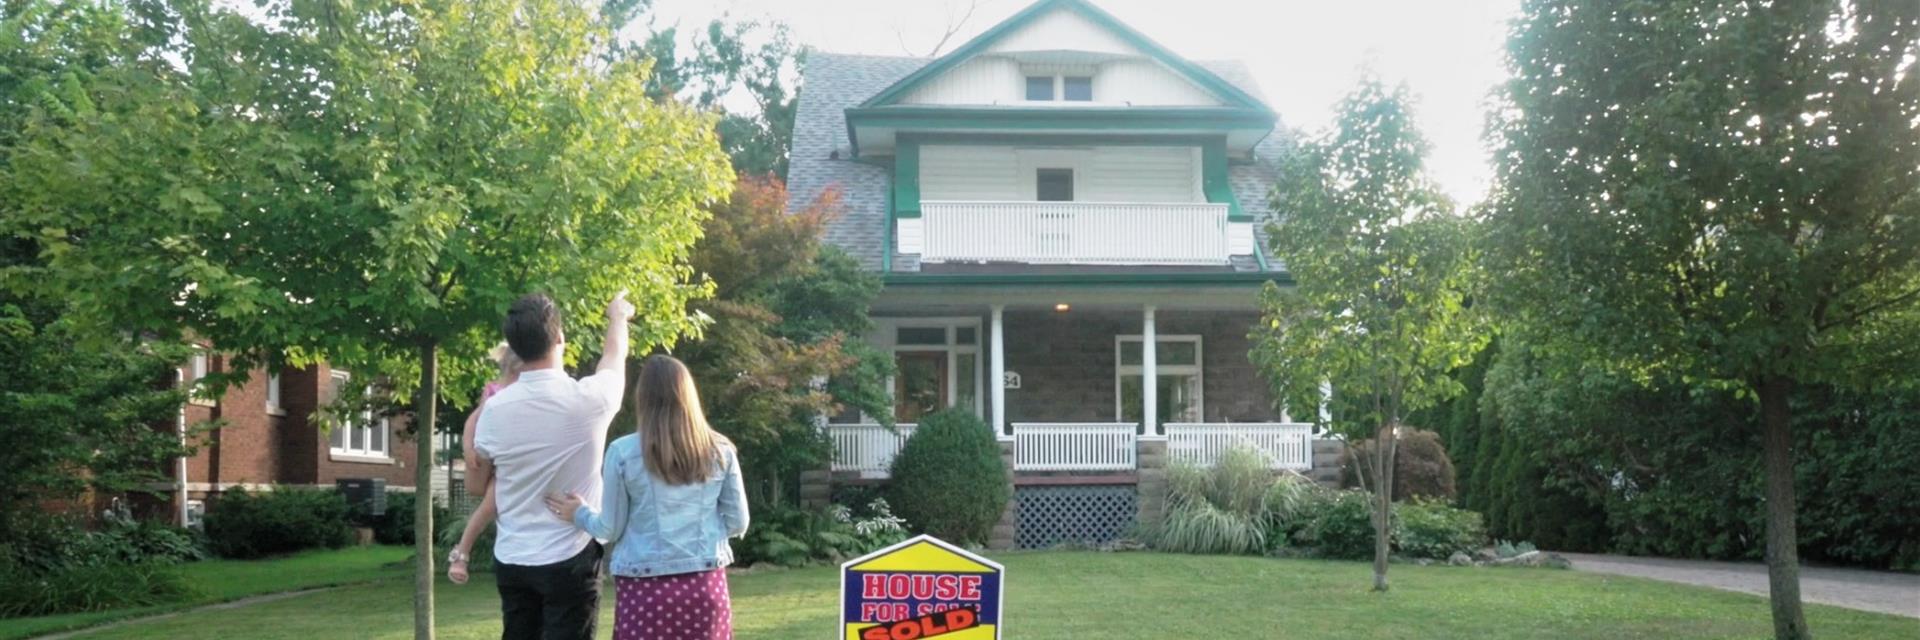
[472,290,633,640]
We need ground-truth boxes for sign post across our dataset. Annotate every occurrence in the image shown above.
[839,535,1005,640]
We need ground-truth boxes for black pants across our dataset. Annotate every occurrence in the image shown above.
[495,540,604,640]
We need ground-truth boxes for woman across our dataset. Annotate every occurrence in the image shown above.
[448,343,521,584]
[547,354,748,640]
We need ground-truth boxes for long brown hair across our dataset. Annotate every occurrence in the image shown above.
[635,354,727,485]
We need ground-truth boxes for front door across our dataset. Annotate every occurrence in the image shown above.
[894,351,950,422]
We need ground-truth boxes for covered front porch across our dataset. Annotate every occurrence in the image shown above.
[827,280,1325,478]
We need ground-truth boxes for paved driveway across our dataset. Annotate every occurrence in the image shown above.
[1562,553,1920,619]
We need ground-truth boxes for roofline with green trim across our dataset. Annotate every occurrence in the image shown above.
[845,106,1276,157]
[856,0,1270,113]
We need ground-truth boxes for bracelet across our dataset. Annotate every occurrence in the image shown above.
[448,550,468,565]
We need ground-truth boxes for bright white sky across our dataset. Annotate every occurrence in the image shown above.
[647,0,1523,206]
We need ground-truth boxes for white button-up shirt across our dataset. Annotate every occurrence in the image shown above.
[474,366,624,566]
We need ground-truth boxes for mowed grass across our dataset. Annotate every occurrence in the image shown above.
[44,551,1920,639]
[0,545,412,640]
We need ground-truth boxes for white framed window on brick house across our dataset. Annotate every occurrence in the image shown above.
[265,372,285,415]
[1115,335,1204,425]
[872,318,985,423]
[187,350,216,406]
[327,370,390,460]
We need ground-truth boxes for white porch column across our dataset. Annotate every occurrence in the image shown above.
[991,304,1008,438]
[1143,305,1158,437]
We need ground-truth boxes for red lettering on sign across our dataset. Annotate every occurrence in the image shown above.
[863,574,887,599]
[958,575,981,600]
[859,608,980,640]
[933,575,958,600]
[887,574,910,599]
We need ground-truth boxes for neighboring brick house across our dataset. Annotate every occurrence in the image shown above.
[791,0,1344,549]
[150,349,422,524]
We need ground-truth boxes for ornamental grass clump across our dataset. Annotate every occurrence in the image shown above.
[1148,445,1310,555]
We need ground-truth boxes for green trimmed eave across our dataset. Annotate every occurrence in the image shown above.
[855,0,1268,113]
[846,105,1274,137]
[881,271,1293,288]
[1200,137,1247,221]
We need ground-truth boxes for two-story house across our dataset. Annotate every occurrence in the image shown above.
[789,0,1342,550]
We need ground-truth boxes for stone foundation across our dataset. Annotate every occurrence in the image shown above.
[1134,439,1169,529]
[988,439,1019,550]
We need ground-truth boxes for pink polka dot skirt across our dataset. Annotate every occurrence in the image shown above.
[613,569,733,640]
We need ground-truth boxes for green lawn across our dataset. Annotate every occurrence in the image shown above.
[24,551,1917,639]
[0,545,412,640]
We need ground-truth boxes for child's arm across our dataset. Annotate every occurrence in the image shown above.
[456,481,498,559]
[464,396,491,497]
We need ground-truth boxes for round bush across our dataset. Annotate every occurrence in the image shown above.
[885,410,1010,545]
[203,487,354,559]
[1292,489,1377,560]
[1394,498,1488,559]
[1340,428,1458,501]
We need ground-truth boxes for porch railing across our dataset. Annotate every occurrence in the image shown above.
[920,200,1230,265]
[1012,422,1137,471]
[1165,422,1314,471]
[827,423,915,476]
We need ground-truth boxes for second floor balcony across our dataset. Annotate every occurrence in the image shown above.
[912,200,1242,266]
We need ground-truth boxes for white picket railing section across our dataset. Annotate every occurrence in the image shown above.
[828,423,915,476]
[1165,423,1314,471]
[1012,423,1138,471]
[920,201,1230,265]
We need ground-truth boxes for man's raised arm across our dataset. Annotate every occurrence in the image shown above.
[597,288,634,374]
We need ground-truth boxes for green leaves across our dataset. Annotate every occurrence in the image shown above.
[1253,77,1487,439]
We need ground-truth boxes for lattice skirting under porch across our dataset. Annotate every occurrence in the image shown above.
[1014,485,1137,549]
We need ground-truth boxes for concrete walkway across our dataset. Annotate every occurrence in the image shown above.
[1561,553,1920,619]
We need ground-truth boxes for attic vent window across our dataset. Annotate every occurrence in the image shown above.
[1026,76,1054,101]
[1063,77,1093,101]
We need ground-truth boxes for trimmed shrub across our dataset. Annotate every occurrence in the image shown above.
[735,499,908,567]
[1290,489,1377,560]
[203,488,354,559]
[1395,499,1487,559]
[885,410,1010,545]
[1340,428,1458,501]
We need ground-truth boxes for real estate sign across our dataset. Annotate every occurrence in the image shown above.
[840,535,1004,640]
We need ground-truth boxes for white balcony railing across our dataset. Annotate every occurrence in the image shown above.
[828,423,915,476]
[1165,422,1314,471]
[919,201,1231,265]
[1012,422,1137,471]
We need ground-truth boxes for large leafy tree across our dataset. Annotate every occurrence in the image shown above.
[1483,2,1920,636]
[637,19,803,177]
[1252,78,1486,592]
[672,177,890,508]
[1,0,732,636]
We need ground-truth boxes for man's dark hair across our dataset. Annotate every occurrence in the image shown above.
[503,294,563,362]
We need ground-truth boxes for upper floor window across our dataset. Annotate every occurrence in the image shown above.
[1036,168,1075,201]
[1025,76,1054,101]
[266,372,284,414]
[1024,75,1094,102]
[188,350,215,406]
[1063,76,1093,101]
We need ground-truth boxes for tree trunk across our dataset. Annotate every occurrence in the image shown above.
[1371,421,1395,592]
[414,342,439,640]
[1758,375,1809,639]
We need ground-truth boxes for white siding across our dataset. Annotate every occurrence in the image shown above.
[1096,59,1221,106]
[900,57,1023,105]
[921,145,1200,203]
[986,8,1139,56]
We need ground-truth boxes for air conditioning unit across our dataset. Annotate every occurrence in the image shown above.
[336,478,387,521]
[186,500,207,529]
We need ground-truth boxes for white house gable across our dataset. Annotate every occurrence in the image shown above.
[897,5,1225,107]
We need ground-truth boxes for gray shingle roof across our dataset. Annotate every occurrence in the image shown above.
[787,53,1295,274]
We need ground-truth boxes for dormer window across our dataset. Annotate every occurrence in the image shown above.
[1024,74,1094,102]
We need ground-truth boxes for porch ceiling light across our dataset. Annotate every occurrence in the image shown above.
[1054,303,1071,312]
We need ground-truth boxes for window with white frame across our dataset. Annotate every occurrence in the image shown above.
[265,372,284,414]
[874,318,984,423]
[1115,335,1204,426]
[327,370,389,459]
[187,350,215,405]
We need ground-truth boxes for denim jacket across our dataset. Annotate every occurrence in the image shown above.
[572,434,749,578]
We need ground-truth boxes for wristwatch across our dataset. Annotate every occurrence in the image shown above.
[448,549,469,565]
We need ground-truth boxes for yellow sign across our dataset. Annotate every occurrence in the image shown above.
[839,535,1005,640]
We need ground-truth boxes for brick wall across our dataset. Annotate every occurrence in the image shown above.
[168,358,418,492]
[1000,308,1285,424]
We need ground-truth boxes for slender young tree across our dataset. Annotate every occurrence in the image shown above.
[1484,2,1920,637]
[1,1,733,637]
[1252,78,1486,592]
